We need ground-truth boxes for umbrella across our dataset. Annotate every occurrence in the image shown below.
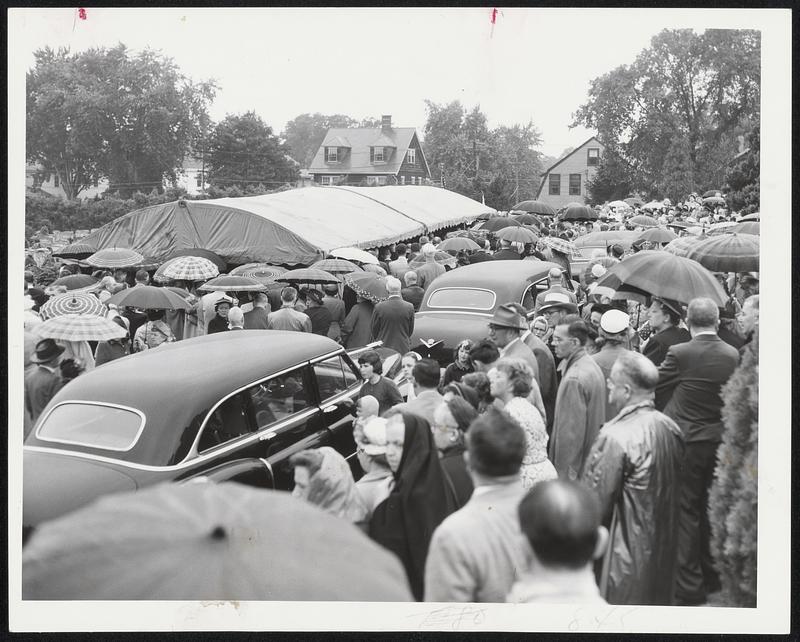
[408,250,458,269]
[582,257,619,285]
[731,221,760,235]
[561,203,597,221]
[437,237,480,252]
[510,213,541,226]
[703,189,723,198]
[310,258,364,275]
[495,226,539,244]
[46,274,100,295]
[362,263,388,276]
[541,236,580,258]
[164,286,194,300]
[106,285,194,311]
[39,292,107,321]
[52,242,96,259]
[343,271,389,304]
[161,256,220,282]
[628,215,660,229]
[229,263,288,284]
[275,268,340,285]
[22,481,413,601]
[85,248,145,269]
[510,200,556,215]
[738,212,760,222]
[702,196,726,207]
[198,275,267,292]
[707,221,739,235]
[624,197,644,206]
[607,200,632,209]
[685,233,759,273]
[663,235,708,258]
[329,247,380,265]
[479,217,522,232]
[642,201,665,210]
[594,250,727,306]
[636,227,677,244]
[35,314,127,342]
[168,248,227,272]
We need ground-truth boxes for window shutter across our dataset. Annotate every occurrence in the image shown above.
[370,147,374,163]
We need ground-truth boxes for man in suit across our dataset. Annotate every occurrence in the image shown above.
[424,406,529,602]
[534,267,578,313]
[393,359,443,425]
[415,243,446,291]
[468,240,493,264]
[491,238,522,261]
[321,284,346,342]
[267,287,312,333]
[243,292,270,329]
[370,276,415,354]
[400,271,425,312]
[642,297,690,367]
[489,304,540,384]
[655,297,739,606]
[387,243,411,281]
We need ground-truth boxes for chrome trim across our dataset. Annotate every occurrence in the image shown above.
[258,457,274,487]
[307,348,348,366]
[34,400,146,453]
[415,310,492,318]
[424,286,497,311]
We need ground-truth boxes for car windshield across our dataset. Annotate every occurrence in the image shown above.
[36,402,145,452]
[426,287,496,310]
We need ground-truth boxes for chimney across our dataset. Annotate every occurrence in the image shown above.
[381,115,392,131]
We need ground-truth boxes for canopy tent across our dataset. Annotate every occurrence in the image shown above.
[74,187,495,267]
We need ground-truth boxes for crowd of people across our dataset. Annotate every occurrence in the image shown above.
[22,191,759,605]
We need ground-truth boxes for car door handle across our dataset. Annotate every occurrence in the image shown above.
[259,431,277,441]
[322,404,338,414]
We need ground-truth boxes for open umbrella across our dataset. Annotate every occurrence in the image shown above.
[39,292,107,321]
[362,263,388,276]
[607,200,632,210]
[479,217,522,232]
[510,213,542,227]
[161,256,219,282]
[164,286,194,300]
[637,227,677,244]
[45,274,100,295]
[624,197,644,207]
[702,196,726,207]
[408,250,458,269]
[168,248,227,272]
[541,236,580,258]
[495,226,539,244]
[329,247,380,265]
[275,268,340,285]
[703,189,723,198]
[628,214,660,229]
[685,233,759,273]
[35,314,128,342]
[106,285,194,311]
[738,212,760,222]
[437,237,480,252]
[198,275,267,292]
[663,235,708,258]
[229,263,288,284]
[85,248,145,269]
[52,242,96,259]
[343,271,389,304]
[22,481,413,601]
[561,203,597,221]
[731,221,759,235]
[511,200,556,215]
[642,201,665,210]
[311,258,364,275]
[594,250,727,306]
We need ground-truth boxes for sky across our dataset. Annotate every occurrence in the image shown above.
[10,7,769,158]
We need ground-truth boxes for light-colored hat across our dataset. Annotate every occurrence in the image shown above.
[600,309,630,335]
[422,243,437,255]
[537,291,578,315]
[361,417,388,456]
[489,303,528,331]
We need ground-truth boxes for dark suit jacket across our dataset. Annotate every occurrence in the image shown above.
[243,307,269,330]
[400,286,425,311]
[642,326,691,367]
[371,295,415,354]
[655,334,739,443]
[492,248,522,260]
[468,251,493,264]
[522,331,557,431]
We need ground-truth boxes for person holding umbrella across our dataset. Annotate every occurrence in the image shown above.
[641,298,691,368]
[134,309,177,350]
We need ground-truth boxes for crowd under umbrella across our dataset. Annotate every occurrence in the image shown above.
[628,214,660,229]
[594,250,728,306]
[637,227,678,244]
[731,221,760,235]
[702,195,726,207]
[85,248,145,269]
[662,234,708,258]
[198,275,268,292]
[51,242,96,260]
[228,263,288,285]
[685,233,760,274]
[161,256,220,282]
[437,236,481,252]
[707,221,739,235]
[479,216,521,232]
[45,274,100,295]
[35,314,128,343]
[167,248,227,272]
[310,258,363,277]
[21,481,413,602]
[328,247,379,265]
[38,291,107,321]
[495,225,538,244]
[343,271,389,304]
[408,250,458,269]
[362,263,388,276]
[607,200,631,210]
[642,201,665,210]
[275,268,340,286]
[510,213,541,226]
[561,203,597,222]
[510,200,556,216]
[541,236,580,258]
[105,285,194,311]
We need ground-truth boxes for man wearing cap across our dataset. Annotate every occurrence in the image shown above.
[492,238,522,261]
[371,276,415,354]
[549,315,606,481]
[414,243,446,291]
[303,289,332,336]
[267,287,313,333]
[400,271,425,312]
[534,267,577,313]
[642,298,690,367]
[25,339,66,424]
[592,309,633,421]
[388,243,411,281]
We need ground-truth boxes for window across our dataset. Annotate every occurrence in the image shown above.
[400,175,406,185]
[325,147,338,163]
[196,173,203,188]
[367,176,387,186]
[36,402,144,452]
[549,174,560,195]
[373,146,384,163]
[587,148,600,166]
[569,174,582,195]
[426,287,496,311]
[407,148,416,165]
[313,355,360,401]
[321,175,339,186]
[53,173,59,187]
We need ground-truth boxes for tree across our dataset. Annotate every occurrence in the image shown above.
[585,149,635,204]
[572,29,760,200]
[723,125,759,214]
[26,45,216,200]
[206,112,299,189]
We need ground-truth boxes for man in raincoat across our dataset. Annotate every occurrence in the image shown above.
[581,351,684,605]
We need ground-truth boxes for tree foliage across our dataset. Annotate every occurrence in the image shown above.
[572,29,760,201]
[206,112,299,189]
[723,126,759,214]
[585,149,635,204]
[282,113,384,167]
[26,45,217,200]
[422,100,543,209]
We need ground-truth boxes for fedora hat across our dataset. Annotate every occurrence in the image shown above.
[489,303,528,331]
[652,297,684,320]
[32,338,65,364]
[538,292,578,315]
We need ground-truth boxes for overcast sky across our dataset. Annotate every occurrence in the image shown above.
[12,8,771,158]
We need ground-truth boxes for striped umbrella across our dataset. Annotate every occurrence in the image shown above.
[663,235,707,258]
[731,222,759,235]
[52,242,96,259]
[275,268,340,285]
[409,250,458,268]
[85,248,145,269]
[685,233,759,273]
[495,226,538,244]
[310,258,363,275]
[541,236,580,258]
[152,257,183,284]
[229,263,289,284]
[39,292,107,321]
[35,314,127,342]
[167,248,227,272]
[437,237,480,252]
[628,215,660,229]
[198,275,267,292]
[161,256,219,282]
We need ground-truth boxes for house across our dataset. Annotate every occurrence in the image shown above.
[25,163,109,200]
[534,136,604,208]
[308,115,431,186]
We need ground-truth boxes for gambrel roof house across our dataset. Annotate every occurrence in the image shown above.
[309,115,431,186]
[535,135,604,208]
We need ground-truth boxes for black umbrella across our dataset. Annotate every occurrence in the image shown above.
[480,217,522,232]
[511,200,556,216]
[561,203,597,222]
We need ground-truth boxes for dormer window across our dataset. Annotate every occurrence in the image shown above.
[325,147,338,163]
[373,146,384,163]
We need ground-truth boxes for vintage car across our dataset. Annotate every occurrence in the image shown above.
[23,331,374,529]
[411,260,575,366]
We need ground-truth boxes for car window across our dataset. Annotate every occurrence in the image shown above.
[313,355,359,401]
[426,287,496,310]
[198,391,255,452]
[522,279,549,312]
[36,402,144,451]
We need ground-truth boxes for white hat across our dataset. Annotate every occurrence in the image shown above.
[361,417,388,455]
[422,243,437,255]
[600,309,630,334]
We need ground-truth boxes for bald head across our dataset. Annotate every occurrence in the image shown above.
[613,351,659,392]
[687,297,719,331]
[357,395,379,418]
[404,270,418,286]
[519,479,603,569]
[548,267,562,283]
[385,276,402,294]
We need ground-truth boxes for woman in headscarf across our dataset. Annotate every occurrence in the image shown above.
[133,309,176,352]
[354,417,394,520]
[369,410,458,601]
[431,397,477,509]
[290,447,368,529]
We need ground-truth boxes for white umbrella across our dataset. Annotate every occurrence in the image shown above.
[328,247,379,265]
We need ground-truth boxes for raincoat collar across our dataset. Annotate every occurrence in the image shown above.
[557,347,587,376]
[610,399,655,423]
